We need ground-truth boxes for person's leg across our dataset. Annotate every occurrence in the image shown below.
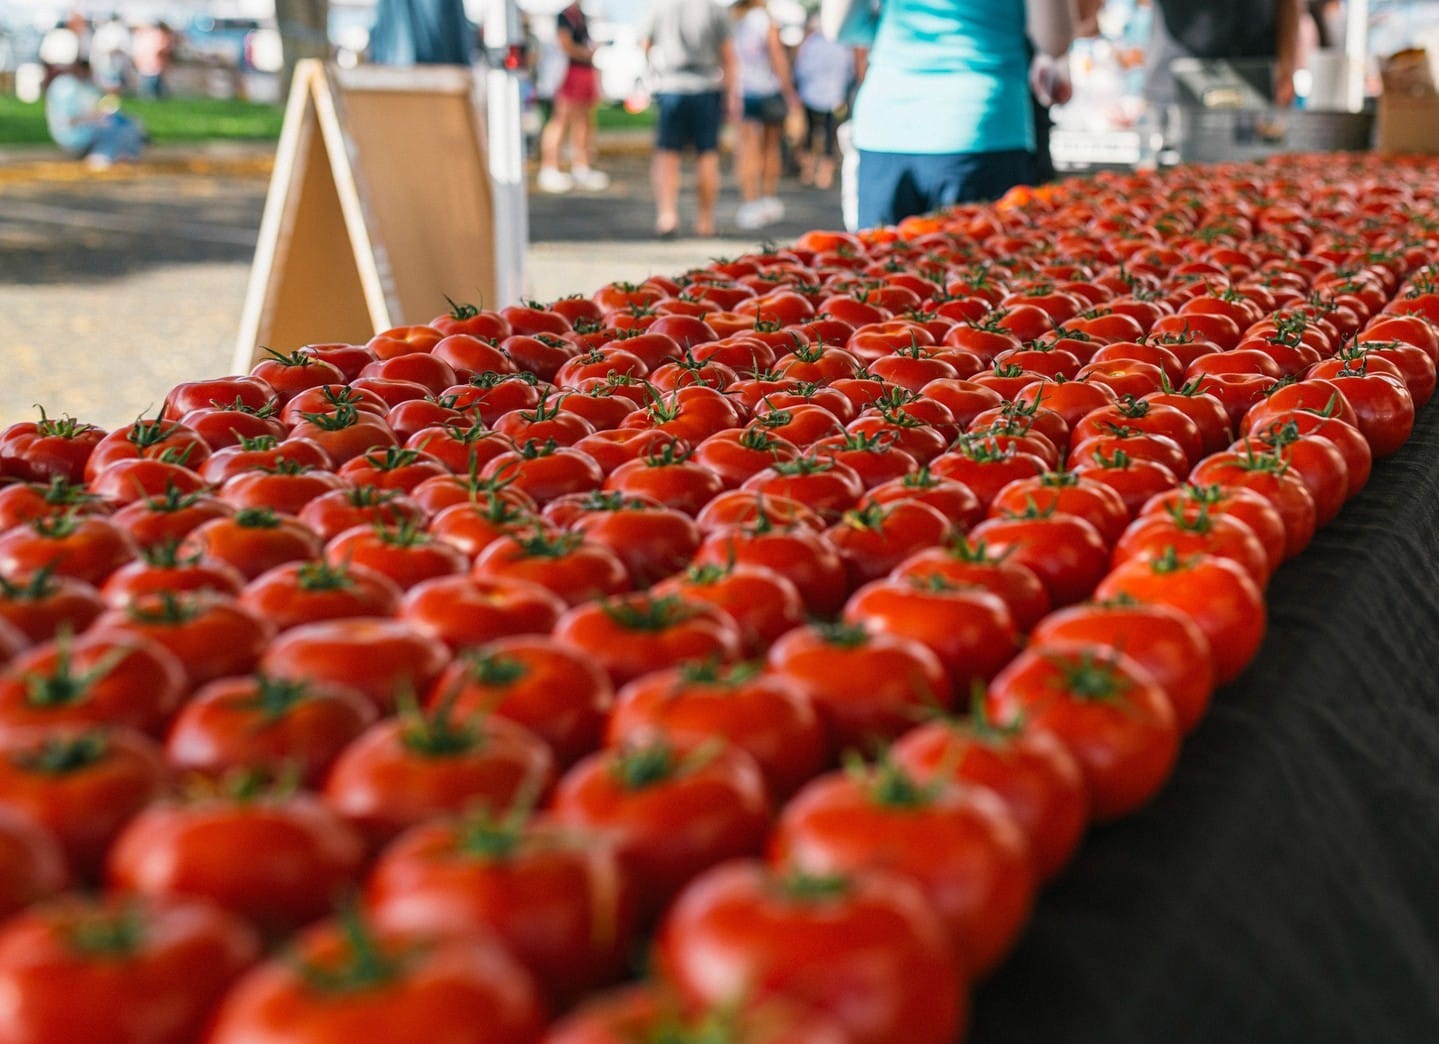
[760,121,782,199]
[736,118,763,204]
[538,95,575,192]
[652,93,686,235]
[927,149,1034,209]
[571,95,609,190]
[814,109,838,189]
[695,150,720,236]
[856,149,925,228]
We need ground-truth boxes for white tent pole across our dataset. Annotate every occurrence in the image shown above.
[483,0,529,306]
[1345,0,1369,112]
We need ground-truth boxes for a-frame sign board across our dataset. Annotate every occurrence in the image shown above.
[235,60,523,371]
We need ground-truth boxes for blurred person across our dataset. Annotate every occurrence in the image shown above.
[1145,0,1303,108]
[131,20,175,99]
[730,0,800,230]
[537,2,610,194]
[639,0,737,238]
[44,51,146,170]
[369,0,472,65]
[824,0,1077,229]
[793,13,853,190]
[89,15,133,93]
[1030,0,1100,184]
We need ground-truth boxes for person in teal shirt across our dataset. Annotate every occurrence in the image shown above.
[44,62,146,169]
[824,0,1076,228]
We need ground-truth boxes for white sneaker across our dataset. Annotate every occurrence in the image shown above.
[571,167,610,191]
[735,199,768,231]
[537,167,573,194]
[760,196,785,223]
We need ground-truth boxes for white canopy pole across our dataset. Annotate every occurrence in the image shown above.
[483,0,530,306]
[1345,0,1369,112]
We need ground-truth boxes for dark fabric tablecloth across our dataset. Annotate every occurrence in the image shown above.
[971,398,1439,1043]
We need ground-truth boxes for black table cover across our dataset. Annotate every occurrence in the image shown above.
[971,399,1439,1044]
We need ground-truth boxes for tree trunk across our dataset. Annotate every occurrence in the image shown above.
[275,0,330,100]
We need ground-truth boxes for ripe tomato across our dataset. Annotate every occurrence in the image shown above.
[430,636,612,768]
[366,811,636,1008]
[0,513,136,587]
[660,861,964,1044]
[893,710,1088,882]
[239,559,403,630]
[0,411,106,484]
[0,725,169,878]
[108,783,366,935]
[473,528,631,607]
[693,521,848,617]
[0,894,259,1044]
[324,521,467,592]
[968,510,1110,607]
[0,629,186,738]
[1095,551,1267,685]
[261,618,450,714]
[0,806,67,919]
[165,674,377,787]
[0,571,104,645]
[609,661,828,801]
[108,487,234,551]
[180,508,322,581]
[92,591,273,688]
[548,984,855,1044]
[553,592,742,688]
[323,703,555,847]
[207,915,546,1044]
[986,644,1179,821]
[551,736,771,923]
[774,759,1033,978]
[1189,449,1317,560]
[1113,503,1272,589]
[822,500,953,588]
[651,560,808,657]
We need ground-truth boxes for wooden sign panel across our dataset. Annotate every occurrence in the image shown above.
[235,60,521,371]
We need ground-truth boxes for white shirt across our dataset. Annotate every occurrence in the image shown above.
[794,31,853,111]
[733,6,781,96]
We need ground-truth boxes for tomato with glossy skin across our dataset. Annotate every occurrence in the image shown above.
[553,593,742,689]
[482,440,606,506]
[108,785,366,935]
[0,411,107,484]
[108,487,235,551]
[694,489,825,533]
[843,575,1019,697]
[1070,447,1180,518]
[99,545,248,608]
[165,674,377,787]
[207,915,546,1044]
[930,437,1049,510]
[0,629,187,738]
[569,496,703,588]
[608,660,827,801]
[0,806,66,919]
[1234,422,1351,527]
[0,571,104,644]
[893,711,1087,881]
[400,573,565,652]
[261,617,451,714]
[1113,502,1272,589]
[84,415,211,482]
[822,500,953,588]
[547,983,856,1044]
[1031,599,1215,733]
[986,644,1179,821]
[1095,550,1266,685]
[296,485,427,544]
[1189,449,1317,560]
[249,349,350,403]
[651,560,808,658]
[366,811,636,1008]
[239,559,403,631]
[693,520,848,617]
[92,591,273,688]
[0,513,136,587]
[0,725,168,878]
[772,759,1034,978]
[987,470,1130,547]
[473,528,631,607]
[0,478,109,532]
[551,737,771,923]
[179,508,322,581]
[216,466,346,517]
[324,522,468,592]
[200,435,334,485]
[659,861,964,1044]
[1312,362,1416,458]
[0,894,260,1044]
[968,510,1110,607]
[766,621,950,753]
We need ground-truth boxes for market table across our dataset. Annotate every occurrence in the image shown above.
[972,393,1439,1042]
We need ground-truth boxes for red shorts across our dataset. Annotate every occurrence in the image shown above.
[556,64,600,107]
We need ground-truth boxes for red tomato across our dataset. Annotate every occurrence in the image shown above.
[324,522,468,592]
[651,560,808,657]
[180,508,322,581]
[660,861,964,1044]
[165,674,377,787]
[0,513,136,587]
[548,984,855,1044]
[0,894,259,1044]
[968,510,1110,607]
[0,806,67,919]
[1095,551,1267,685]
[608,661,828,801]
[239,559,403,630]
[0,571,104,644]
[399,573,565,652]
[773,760,1034,978]
[551,736,771,923]
[323,705,555,847]
[893,712,1088,881]
[261,618,450,714]
[0,411,106,484]
[553,592,742,688]
[108,786,366,935]
[207,915,546,1044]
[473,529,631,607]
[92,591,273,688]
[986,644,1180,821]
[0,725,169,878]
[366,812,636,1007]
[1189,449,1317,560]
[822,500,953,588]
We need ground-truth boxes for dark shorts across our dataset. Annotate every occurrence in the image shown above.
[742,92,786,125]
[856,148,1034,228]
[804,107,839,157]
[655,90,723,153]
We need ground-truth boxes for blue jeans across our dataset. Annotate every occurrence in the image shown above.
[856,148,1033,228]
[88,112,146,162]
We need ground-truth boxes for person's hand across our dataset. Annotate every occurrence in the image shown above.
[1273,59,1297,107]
[1030,53,1072,107]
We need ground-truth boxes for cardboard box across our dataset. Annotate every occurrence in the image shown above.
[1376,93,1439,154]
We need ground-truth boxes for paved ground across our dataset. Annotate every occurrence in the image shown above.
[0,138,843,429]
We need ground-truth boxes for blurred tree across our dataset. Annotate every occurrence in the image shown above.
[276,0,330,98]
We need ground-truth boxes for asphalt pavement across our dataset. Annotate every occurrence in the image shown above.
[0,135,844,429]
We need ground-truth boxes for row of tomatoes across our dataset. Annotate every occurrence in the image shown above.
[0,154,1437,1043]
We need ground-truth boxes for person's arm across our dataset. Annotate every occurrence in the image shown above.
[1075,0,1103,37]
[766,18,800,107]
[720,36,741,119]
[1026,0,1077,58]
[556,13,594,63]
[1273,0,1301,106]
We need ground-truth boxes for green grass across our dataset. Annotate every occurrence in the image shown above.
[595,103,655,131]
[0,95,284,147]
